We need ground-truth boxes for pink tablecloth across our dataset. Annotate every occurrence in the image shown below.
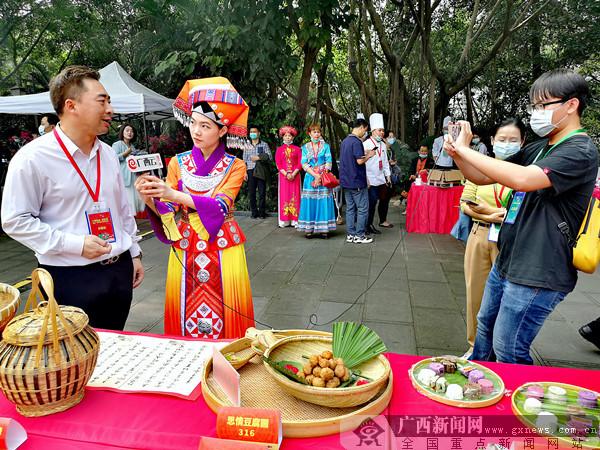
[406,184,464,234]
[0,334,597,450]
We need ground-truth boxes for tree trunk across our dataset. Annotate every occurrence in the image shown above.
[465,83,474,125]
[399,79,406,143]
[388,64,400,136]
[296,44,320,130]
[428,76,436,137]
[490,59,498,125]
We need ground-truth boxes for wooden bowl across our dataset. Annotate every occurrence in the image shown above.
[263,335,391,408]
[0,283,20,333]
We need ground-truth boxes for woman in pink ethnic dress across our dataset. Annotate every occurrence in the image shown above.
[275,125,302,228]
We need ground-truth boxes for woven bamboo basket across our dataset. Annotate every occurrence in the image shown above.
[0,283,20,333]
[245,327,331,357]
[202,335,393,438]
[263,335,391,408]
[0,269,100,417]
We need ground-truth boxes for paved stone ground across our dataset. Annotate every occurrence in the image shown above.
[2,203,600,370]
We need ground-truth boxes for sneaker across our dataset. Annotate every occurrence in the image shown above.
[353,235,373,244]
[346,234,355,243]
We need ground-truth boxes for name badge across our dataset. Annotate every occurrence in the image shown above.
[504,191,525,224]
[379,160,383,171]
[488,223,501,242]
[86,202,116,243]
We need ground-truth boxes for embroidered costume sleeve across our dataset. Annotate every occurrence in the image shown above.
[189,159,245,242]
[324,143,333,171]
[275,145,287,175]
[301,144,311,172]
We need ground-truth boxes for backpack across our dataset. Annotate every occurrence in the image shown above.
[572,182,600,273]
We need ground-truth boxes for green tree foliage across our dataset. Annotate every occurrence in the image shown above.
[0,0,598,147]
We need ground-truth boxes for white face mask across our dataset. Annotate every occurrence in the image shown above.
[38,125,46,135]
[283,138,292,145]
[493,142,521,160]
[530,106,568,137]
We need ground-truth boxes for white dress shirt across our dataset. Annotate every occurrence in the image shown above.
[364,138,391,187]
[1,125,141,266]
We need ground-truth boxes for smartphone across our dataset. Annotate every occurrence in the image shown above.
[463,199,479,207]
[448,122,461,141]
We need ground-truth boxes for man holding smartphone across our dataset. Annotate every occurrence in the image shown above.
[444,69,597,365]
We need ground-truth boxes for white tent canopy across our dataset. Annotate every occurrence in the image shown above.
[0,61,174,120]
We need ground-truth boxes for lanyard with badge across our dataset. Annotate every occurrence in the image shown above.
[53,129,116,243]
[488,185,512,242]
[503,128,585,226]
[370,138,383,171]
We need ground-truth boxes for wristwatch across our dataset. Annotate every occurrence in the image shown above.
[132,251,143,261]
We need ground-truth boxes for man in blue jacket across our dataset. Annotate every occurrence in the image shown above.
[339,118,375,244]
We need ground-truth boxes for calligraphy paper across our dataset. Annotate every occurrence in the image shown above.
[87,332,226,400]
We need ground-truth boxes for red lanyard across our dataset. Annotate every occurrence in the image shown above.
[54,128,101,202]
[370,138,382,158]
[493,185,506,208]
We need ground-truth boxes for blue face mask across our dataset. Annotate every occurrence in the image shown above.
[311,137,320,143]
[493,142,521,160]
[387,138,396,145]
[374,136,383,142]
[249,132,258,140]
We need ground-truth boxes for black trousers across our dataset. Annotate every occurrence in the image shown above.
[247,169,266,217]
[40,251,134,330]
[378,184,394,223]
[368,185,383,227]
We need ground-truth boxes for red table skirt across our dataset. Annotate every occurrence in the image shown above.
[0,333,597,449]
[406,183,464,234]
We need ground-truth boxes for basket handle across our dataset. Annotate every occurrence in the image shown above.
[28,269,80,367]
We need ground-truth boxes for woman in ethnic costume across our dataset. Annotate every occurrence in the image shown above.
[112,123,146,215]
[297,123,336,238]
[136,77,254,339]
[275,125,302,228]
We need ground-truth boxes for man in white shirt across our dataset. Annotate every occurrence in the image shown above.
[364,113,391,235]
[1,65,144,330]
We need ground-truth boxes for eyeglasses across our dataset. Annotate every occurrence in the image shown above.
[526,98,571,114]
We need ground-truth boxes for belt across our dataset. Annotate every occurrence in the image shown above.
[473,221,491,228]
[99,251,129,266]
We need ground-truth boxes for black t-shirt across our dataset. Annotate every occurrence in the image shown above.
[496,134,598,293]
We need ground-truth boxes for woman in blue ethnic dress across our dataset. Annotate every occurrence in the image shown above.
[297,123,336,238]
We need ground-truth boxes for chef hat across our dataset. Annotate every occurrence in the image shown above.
[369,113,384,130]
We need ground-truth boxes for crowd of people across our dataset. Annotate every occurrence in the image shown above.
[1,64,598,368]
[243,113,422,243]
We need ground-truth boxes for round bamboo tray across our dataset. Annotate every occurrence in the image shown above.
[0,269,100,417]
[245,327,331,356]
[202,334,393,438]
[511,381,600,449]
[409,357,505,408]
[263,335,391,408]
[0,283,20,333]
